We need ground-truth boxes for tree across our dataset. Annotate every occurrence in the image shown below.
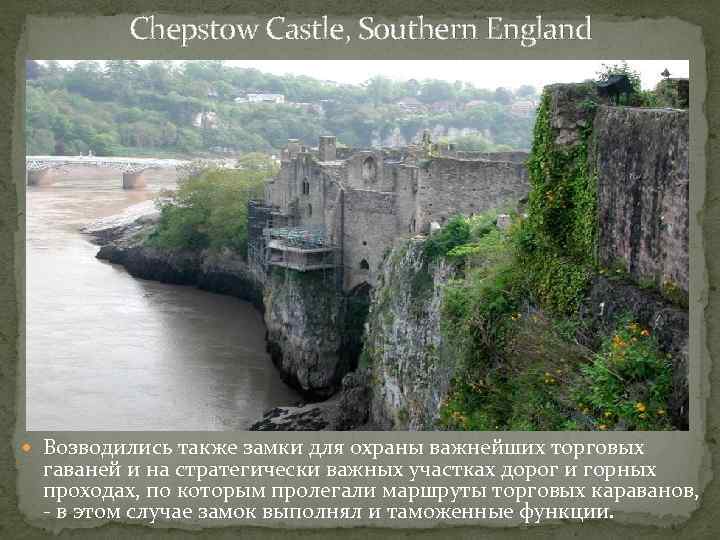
[596,61,644,106]
[149,162,269,254]
[596,61,642,93]
[26,60,43,80]
[90,132,119,155]
[419,80,455,103]
[66,61,111,100]
[25,59,538,158]
[27,128,55,154]
[515,84,536,98]
[451,134,493,152]
[106,60,143,99]
[364,76,395,107]
[493,87,513,105]
[143,61,175,93]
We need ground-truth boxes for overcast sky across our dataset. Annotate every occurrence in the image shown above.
[54,59,689,91]
[221,60,689,90]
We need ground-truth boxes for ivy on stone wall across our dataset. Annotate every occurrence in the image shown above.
[516,89,598,315]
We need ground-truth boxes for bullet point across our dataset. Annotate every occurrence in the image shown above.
[20,442,31,453]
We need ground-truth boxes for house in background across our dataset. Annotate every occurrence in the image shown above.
[234,93,286,105]
[394,96,425,113]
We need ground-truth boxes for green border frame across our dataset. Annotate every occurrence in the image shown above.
[2,1,719,538]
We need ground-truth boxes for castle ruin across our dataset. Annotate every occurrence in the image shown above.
[248,135,529,291]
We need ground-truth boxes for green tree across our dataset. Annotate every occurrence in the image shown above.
[419,80,455,103]
[149,161,270,254]
[515,84,537,98]
[596,61,641,93]
[493,87,513,105]
[27,128,55,154]
[365,76,395,107]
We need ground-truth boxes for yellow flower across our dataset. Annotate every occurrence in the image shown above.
[641,329,650,337]
[635,402,647,413]
[604,411,613,418]
[657,409,666,416]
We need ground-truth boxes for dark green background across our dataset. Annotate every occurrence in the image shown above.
[2,1,719,538]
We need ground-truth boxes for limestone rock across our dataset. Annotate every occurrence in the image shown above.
[365,239,457,430]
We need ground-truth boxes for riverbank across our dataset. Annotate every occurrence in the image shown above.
[88,206,264,310]
[85,203,367,430]
[85,198,689,432]
[28,174,305,430]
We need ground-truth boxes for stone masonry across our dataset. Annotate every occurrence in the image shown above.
[255,137,530,291]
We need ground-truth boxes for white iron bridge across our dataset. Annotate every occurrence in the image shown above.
[26,155,190,174]
[26,155,196,188]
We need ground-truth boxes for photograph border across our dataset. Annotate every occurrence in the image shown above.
[2,1,719,538]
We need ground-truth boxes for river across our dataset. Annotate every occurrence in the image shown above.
[26,169,301,431]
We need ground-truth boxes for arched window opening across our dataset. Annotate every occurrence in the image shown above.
[360,259,370,271]
[361,156,377,183]
[302,178,310,195]
[307,203,313,217]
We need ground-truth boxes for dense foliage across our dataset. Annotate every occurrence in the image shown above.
[423,83,678,431]
[26,60,538,157]
[517,88,598,314]
[146,154,274,254]
[576,317,673,430]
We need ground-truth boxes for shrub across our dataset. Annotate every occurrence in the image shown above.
[423,215,471,260]
[147,162,270,254]
[576,317,673,430]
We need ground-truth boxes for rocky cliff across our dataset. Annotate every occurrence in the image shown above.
[262,268,370,400]
[88,203,366,409]
[263,269,349,399]
[88,205,264,309]
[363,239,457,430]
[579,275,689,429]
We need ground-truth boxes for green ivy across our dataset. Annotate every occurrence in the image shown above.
[437,88,603,430]
[518,89,598,314]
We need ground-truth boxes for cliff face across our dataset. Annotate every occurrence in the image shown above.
[90,207,364,404]
[97,244,264,309]
[89,206,264,308]
[263,269,360,400]
[364,239,456,430]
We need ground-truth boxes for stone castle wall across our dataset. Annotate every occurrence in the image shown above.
[342,189,399,290]
[264,138,530,290]
[415,158,529,231]
[593,105,689,293]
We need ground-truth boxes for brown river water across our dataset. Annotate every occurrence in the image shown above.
[26,169,300,430]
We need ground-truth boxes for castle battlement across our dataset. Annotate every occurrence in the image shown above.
[249,136,530,291]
